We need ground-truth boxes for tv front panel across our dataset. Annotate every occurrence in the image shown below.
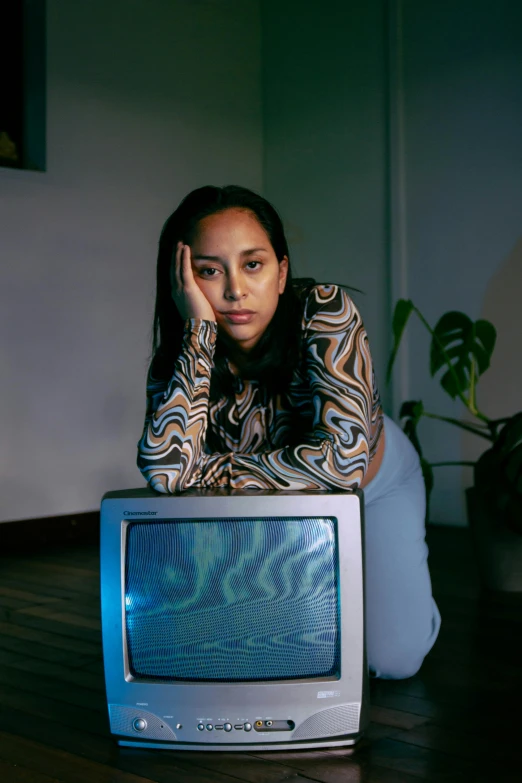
[101,488,368,751]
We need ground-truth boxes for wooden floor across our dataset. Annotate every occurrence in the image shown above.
[0,525,520,783]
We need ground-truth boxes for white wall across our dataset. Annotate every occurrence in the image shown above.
[261,0,391,414]
[394,0,522,524]
[2,0,519,527]
[263,0,522,526]
[0,0,263,522]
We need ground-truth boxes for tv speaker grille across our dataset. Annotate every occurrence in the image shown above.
[292,703,361,740]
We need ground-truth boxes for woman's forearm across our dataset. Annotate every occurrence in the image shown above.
[137,319,217,492]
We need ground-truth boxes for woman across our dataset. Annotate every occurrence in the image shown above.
[137,185,441,679]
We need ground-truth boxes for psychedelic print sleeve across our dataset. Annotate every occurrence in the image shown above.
[137,285,375,493]
[137,319,218,493]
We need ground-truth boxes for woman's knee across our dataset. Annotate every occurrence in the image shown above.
[368,600,442,680]
[369,645,426,680]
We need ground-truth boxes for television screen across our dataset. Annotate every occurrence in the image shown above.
[125,517,339,682]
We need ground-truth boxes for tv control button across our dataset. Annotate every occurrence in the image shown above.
[224,723,232,732]
[244,723,252,732]
[197,723,205,731]
[215,725,224,730]
[132,718,147,732]
[206,724,213,731]
[234,724,244,730]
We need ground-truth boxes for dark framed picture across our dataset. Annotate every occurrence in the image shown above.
[0,0,46,171]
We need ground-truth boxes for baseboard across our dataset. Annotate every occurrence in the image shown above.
[0,511,100,552]
[0,512,470,555]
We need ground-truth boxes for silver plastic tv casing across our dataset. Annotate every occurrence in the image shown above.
[100,487,369,751]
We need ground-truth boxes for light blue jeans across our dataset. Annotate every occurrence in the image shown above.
[362,413,441,679]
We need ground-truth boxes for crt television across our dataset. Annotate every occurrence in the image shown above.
[100,487,368,751]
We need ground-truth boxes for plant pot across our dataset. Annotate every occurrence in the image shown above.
[466,487,522,592]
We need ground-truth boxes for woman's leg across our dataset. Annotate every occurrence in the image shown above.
[362,415,441,679]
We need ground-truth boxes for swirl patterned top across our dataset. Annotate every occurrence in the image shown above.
[137,284,384,493]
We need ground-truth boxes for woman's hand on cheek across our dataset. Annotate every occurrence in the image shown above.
[171,242,216,322]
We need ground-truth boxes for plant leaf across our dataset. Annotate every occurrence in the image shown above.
[495,411,522,454]
[420,457,434,523]
[505,492,522,534]
[386,299,414,384]
[505,443,522,490]
[474,413,522,531]
[429,311,496,399]
[397,401,434,522]
[399,400,425,457]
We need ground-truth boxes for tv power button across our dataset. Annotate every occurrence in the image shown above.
[133,718,147,732]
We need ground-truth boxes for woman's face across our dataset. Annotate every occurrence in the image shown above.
[189,208,288,355]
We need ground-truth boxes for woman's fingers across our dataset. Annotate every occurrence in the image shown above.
[170,244,179,296]
[177,243,196,287]
[171,241,215,321]
[173,241,183,290]
[172,241,189,295]
[180,243,192,288]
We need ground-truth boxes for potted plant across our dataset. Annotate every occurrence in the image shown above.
[386,300,522,592]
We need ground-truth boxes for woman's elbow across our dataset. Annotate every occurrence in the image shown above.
[143,470,187,494]
[137,456,184,495]
[328,443,367,490]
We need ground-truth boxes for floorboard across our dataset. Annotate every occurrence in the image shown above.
[0,524,520,782]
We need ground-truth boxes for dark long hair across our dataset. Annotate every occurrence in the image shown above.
[150,184,360,400]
